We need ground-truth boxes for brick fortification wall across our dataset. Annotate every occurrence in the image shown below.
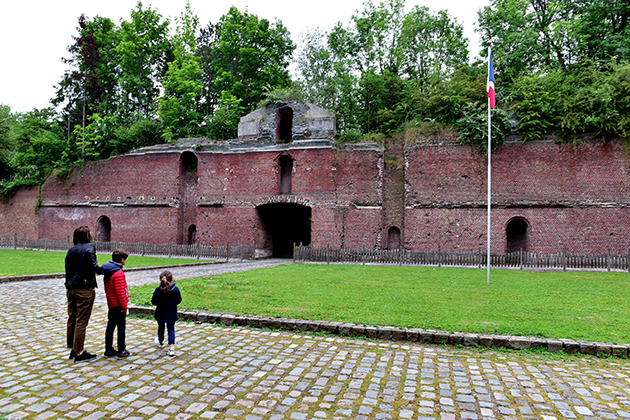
[405,139,630,253]
[25,136,630,255]
[0,187,39,239]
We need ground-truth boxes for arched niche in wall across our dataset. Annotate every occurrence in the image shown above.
[275,106,293,144]
[96,215,112,242]
[278,154,293,195]
[506,217,529,253]
[179,151,198,174]
[187,224,197,245]
[387,226,401,250]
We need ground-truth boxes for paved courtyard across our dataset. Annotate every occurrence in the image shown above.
[2,261,630,420]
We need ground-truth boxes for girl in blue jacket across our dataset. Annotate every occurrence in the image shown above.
[151,270,182,356]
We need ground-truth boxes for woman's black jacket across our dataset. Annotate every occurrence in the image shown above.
[65,242,102,289]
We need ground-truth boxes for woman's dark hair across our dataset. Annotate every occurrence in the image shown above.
[73,226,92,245]
[160,270,173,292]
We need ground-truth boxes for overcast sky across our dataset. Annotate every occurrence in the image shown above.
[0,0,490,113]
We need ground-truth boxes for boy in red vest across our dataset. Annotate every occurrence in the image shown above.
[102,250,130,357]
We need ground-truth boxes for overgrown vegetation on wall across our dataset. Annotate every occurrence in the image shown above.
[1,0,629,198]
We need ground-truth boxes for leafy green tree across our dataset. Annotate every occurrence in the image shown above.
[573,0,630,63]
[196,22,219,116]
[205,91,244,140]
[53,14,120,139]
[158,2,203,140]
[400,6,468,82]
[299,0,468,135]
[0,105,15,182]
[117,1,174,119]
[210,7,295,112]
[9,109,69,186]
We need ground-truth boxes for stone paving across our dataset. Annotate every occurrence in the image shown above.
[2,261,630,420]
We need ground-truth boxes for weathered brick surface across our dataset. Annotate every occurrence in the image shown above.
[0,186,39,239]
[5,137,630,255]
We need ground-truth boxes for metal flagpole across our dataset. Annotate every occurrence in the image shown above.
[487,42,493,285]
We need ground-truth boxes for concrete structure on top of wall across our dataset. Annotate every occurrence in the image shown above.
[4,100,630,257]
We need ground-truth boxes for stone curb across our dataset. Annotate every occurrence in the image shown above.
[0,261,221,284]
[128,304,629,358]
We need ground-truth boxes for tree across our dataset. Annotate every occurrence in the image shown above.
[0,105,14,182]
[117,1,174,119]
[53,14,119,139]
[400,7,469,83]
[298,0,468,135]
[158,2,203,140]
[209,7,295,112]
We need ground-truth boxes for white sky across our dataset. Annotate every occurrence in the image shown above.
[0,0,490,113]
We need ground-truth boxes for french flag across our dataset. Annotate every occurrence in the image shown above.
[487,52,496,108]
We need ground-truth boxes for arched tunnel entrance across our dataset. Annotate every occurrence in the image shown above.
[256,203,311,258]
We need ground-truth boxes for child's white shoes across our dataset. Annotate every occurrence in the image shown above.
[154,337,164,348]
[168,349,175,357]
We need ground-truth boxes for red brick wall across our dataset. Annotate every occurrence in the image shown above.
[28,138,630,255]
[0,187,39,238]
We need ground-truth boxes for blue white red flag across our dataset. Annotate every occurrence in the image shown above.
[487,52,496,108]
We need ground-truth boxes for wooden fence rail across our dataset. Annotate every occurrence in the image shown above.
[0,235,254,261]
[294,245,630,272]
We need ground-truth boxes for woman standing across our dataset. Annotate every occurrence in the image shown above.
[65,226,103,362]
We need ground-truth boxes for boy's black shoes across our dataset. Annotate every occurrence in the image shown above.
[74,351,97,362]
[117,350,130,358]
[104,349,118,357]
[69,350,76,360]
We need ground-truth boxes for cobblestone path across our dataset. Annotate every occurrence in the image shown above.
[2,262,630,419]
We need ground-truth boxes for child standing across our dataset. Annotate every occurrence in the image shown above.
[151,270,182,357]
[102,250,130,358]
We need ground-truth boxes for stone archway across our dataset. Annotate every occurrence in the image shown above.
[506,217,529,253]
[96,215,111,242]
[255,203,311,258]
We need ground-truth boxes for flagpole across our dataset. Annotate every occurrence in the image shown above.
[487,42,492,285]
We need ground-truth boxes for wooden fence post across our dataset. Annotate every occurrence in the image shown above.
[326,244,330,265]
[168,242,172,258]
[562,249,566,272]
[293,243,296,263]
[197,241,200,260]
[438,245,441,268]
[607,249,611,272]
[226,242,230,262]
[142,241,146,257]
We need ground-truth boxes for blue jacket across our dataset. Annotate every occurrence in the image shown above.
[151,282,182,323]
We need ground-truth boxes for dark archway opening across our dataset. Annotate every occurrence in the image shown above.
[187,224,197,245]
[256,203,311,258]
[387,226,401,250]
[506,218,528,253]
[180,151,198,174]
[96,216,111,242]
[276,107,293,143]
[178,151,198,244]
[279,155,293,195]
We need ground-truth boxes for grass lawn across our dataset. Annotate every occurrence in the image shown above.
[129,263,630,344]
[0,249,211,277]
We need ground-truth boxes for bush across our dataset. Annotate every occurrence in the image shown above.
[456,102,512,153]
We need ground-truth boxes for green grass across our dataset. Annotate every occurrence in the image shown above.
[129,264,630,344]
[0,249,211,276]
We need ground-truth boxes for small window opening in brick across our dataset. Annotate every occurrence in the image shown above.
[506,218,528,253]
[96,215,111,242]
[276,107,293,144]
[387,226,401,250]
[279,155,293,195]
[180,151,198,173]
[187,224,197,245]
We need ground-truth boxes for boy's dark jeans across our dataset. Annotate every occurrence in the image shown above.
[105,306,126,352]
